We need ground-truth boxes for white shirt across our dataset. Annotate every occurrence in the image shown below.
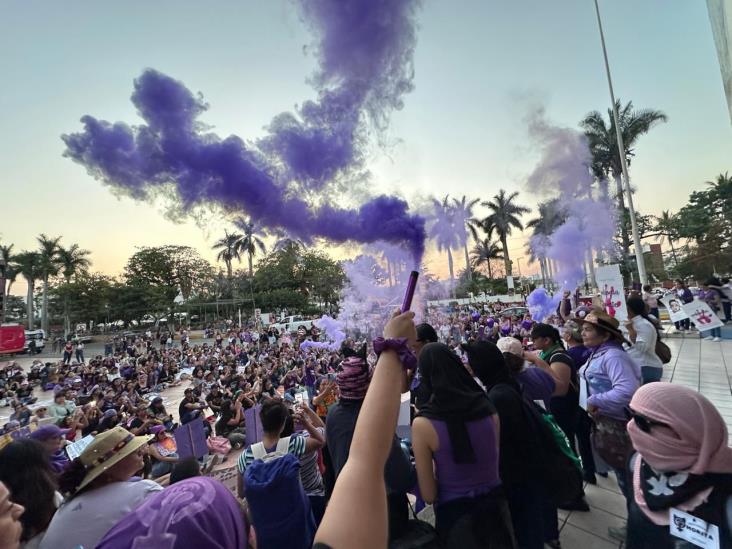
[623,315,663,370]
[40,479,162,549]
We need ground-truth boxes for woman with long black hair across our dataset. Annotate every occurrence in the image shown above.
[462,340,559,549]
[412,343,515,548]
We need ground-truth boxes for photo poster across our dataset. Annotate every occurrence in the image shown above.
[175,417,208,459]
[682,299,724,332]
[594,264,628,321]
[659,294,690,323]
[245,404,264,446]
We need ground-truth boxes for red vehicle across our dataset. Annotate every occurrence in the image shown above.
[0,324,25,355]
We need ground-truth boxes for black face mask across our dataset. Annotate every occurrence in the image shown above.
[640,459,726,511]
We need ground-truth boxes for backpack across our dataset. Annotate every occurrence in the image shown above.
[250,436,291,461]
[519,397,584,506]
[244,448,315,549]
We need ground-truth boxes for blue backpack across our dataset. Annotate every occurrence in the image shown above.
[245,452,315,549]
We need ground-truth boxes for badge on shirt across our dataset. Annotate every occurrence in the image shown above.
[669,508,720,549]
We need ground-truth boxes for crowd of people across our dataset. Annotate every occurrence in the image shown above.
[0,281,730,549]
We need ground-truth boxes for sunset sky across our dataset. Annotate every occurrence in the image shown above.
[2,1,730,294]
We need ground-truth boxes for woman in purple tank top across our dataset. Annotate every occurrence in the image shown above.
[412,343,516,548]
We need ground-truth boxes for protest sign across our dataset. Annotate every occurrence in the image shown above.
[659,294,690,323]
[682,299,724,332]
[66,434,94,460]
[595,264,627,321]
[174,416,208,459]
[245,404,264,446]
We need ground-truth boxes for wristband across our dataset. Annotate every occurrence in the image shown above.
[372,337,417,371]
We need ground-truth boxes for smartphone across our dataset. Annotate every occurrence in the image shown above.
[401,271,419,313]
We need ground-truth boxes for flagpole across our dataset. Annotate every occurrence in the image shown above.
[593,0,648,286]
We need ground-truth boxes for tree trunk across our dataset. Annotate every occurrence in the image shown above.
[248,254,253,279]
[26,281,34,329]
[546,259,554,288]
[463,244,472,281]
[501,235,512,276]
[386,260,393,288]
[447,248,455,297]
[64,275,71,337]
[539,258,547,287]
[226,260,233,279]
[587,248,597,288]
[487,259,493,280]
[614,173,631,260]
[2,279,10,320]
[669,237,679,266]
[42,275,49,334]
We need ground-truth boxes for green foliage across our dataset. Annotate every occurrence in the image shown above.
[49,273,114,326]
[124,245,215,305]
[454,270,509,298]
[249,246,345,312]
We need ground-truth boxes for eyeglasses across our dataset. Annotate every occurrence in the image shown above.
[624,406,667,433]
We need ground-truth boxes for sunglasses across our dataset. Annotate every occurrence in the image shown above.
[624,406,667,433]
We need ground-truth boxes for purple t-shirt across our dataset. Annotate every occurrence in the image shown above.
[516,367,555,401]
[429,417,501,504]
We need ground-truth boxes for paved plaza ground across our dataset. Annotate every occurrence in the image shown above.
[2,332,731,548]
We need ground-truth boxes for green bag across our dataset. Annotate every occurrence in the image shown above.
[539,411,583,472]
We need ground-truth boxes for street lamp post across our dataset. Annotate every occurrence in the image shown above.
[593,0,648,286]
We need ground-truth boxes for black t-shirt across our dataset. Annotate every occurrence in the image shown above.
[206,392,223,409]
[546,350,579,414]
[325,399,414,494]
[178,397,200,418]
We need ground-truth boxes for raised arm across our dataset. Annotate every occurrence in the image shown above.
[314,311,415,549]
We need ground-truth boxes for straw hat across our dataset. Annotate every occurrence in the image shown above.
[77,426,150,491]
[575,309,628,343]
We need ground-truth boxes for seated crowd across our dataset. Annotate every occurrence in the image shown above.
[0,302,730,549]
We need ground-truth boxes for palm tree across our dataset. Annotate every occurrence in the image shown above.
[525,199,568,286]
[652,210,680,266]
[37,234,61,334]
[581,100,667,258]
[57,244,91,334]
[481,190,531,276]
[0,244,18,320]
[273,236,306,254]
[212,231,244,279]
[452,195,481,281]
[12,251,42,329]
[235,218,267,278]
[470,239,503,279]
[429,195,461,291]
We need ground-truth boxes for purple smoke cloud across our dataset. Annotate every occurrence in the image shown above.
[62,0,426,263]
[300,315,346,352]
[527,288,560,322]
[525,107,616,290]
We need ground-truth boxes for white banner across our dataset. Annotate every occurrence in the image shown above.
[659,294,690,323]
[506,276,514,289]
[681,299,724,332]
[595,264,627,321]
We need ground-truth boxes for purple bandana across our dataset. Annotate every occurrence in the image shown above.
[96,477,247,549]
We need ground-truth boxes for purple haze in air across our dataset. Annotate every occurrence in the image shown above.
[527,288,561,323]
[61,0,426,263]
[525,107,616,291]
[300,315,346,352]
